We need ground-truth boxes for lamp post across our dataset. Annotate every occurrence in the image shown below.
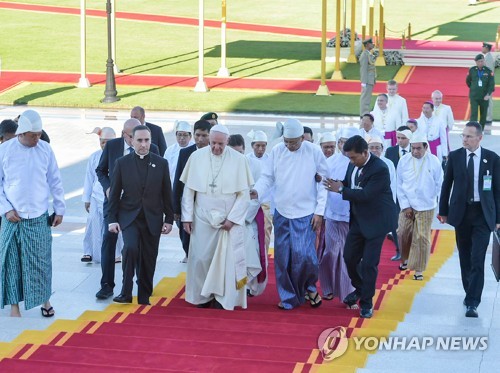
[194,0,209,92]
[331,0,343,80]
[316,0,330,96]
[217,0,230,77]
[102,0,119,103]
[77,0,91,88]
[347,0,357,63]
[375,0,385,66]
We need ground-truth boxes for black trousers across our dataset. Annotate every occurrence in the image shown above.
[121,215,161,304]
[343,218,385,310]
[100,198,119,290]
[455,202,491,307]
[176,220,190,257]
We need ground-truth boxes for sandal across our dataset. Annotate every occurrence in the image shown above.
[81,255,92,262]
[41,306,55,317]
[413,274,424,281]
[308,292,322,308]
[323,294,334,301]
[399,263,408,270]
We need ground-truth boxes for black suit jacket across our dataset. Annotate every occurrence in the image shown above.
[96,137,159,194]
[439,147,500,231]
[146,122,167,157]
[385,145,400,169]
[107,153,174,236]
[342,155,397,239]
[172,144,197,215]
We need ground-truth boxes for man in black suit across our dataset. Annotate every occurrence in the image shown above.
[95,118,159,300]
[439,121,500,318]
[131,106,167,156]
[108,125,174,305]
[384,126,412,260]
[326,135,397,318]
[172,120,211,261]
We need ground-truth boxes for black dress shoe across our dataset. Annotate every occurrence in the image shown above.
[95,286,113,300]
[360,308,373,318]
[465,306,478,318]
[197,300,213,308]
[113,294,133,304]
[343,291,360,307]
[386,233,394,242]
[212,300,225,310]
[138,299,151,306]
[391,253,401,261]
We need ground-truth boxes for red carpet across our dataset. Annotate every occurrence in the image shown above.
[0,234,438,372]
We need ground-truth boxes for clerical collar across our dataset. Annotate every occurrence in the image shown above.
[134,151,150,160]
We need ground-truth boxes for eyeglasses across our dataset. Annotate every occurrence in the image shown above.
[369,146,382,151]
[176,133,191,138]
[122,131,133,139]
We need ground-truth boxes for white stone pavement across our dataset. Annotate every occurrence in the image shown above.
[0,106,498,372]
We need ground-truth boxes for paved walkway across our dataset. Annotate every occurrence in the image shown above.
[0,107,498,372]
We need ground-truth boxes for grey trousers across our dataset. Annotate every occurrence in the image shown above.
[360,84,374,116]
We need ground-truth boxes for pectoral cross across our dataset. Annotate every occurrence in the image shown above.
[209,181,217,193]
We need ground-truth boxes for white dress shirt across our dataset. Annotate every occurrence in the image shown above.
[0,138,65,218]
[397,152,443,211]
[123,139,133,156]
[466,147,482,202]
[324,153,350,222]
[254,141,328,219]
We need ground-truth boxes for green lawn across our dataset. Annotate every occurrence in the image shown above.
[0,82,368,116]
[6,0,500,41]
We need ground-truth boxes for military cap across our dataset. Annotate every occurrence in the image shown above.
[362,38,373,45]
[200,112,218,121]
[474,54,484,61]
[482,42,492,50]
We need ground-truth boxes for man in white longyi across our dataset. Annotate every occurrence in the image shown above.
[181,125,254,310]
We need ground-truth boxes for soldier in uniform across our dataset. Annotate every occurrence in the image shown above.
[359,38,377,117]
[481,43,495,125]
[466,54,495,129]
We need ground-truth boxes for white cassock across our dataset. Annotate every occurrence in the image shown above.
[380,156,397,203]
[417,114,448,162]
[181,146,254,310]
[82,149,123,262]
[371,107,399,148]
[388,94,409,127]
[433,103,455,131]
[163,140,194,187]
[245,199,266,296]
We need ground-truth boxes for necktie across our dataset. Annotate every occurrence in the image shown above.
[354,168,361,185]
[128,146,134,154]
[467,153,475,204]
[402,149,407,156]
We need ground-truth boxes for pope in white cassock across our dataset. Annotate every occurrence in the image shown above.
[163,121,194,187]
[253,119,328,310]
[181,125,254,310]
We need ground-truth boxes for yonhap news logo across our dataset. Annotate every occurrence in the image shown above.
[318,327,488,361]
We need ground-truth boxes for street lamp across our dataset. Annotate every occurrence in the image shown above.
[102,0,119,103]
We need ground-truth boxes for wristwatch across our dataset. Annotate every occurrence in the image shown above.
[338,185,344,194]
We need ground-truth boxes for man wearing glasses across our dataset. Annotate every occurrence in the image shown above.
[439,121,500,318]
[95,118,159,300]
[163,121,193,188]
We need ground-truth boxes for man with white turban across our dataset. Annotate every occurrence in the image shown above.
[318,132,337,159]
[252,119,328,310]
[0,110,65,317]
[181,124,254,310]
[163,121,194,187]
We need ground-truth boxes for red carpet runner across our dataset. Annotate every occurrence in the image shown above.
[0,231,454,372]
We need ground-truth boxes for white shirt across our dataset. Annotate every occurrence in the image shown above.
[399,145,411,158]
[387,94,409,126]
[466,147,482,202]
[123,139,133,157]
[254,141,328,219]
[0,138,65,219]
[163,140,194,187]
[381,156,397,202]
[397,152,443,211]
[82,149,104,203]
[351,153,371,187]
[360,127,384,141]
[434,103,455,130]
[324,153,350,222]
